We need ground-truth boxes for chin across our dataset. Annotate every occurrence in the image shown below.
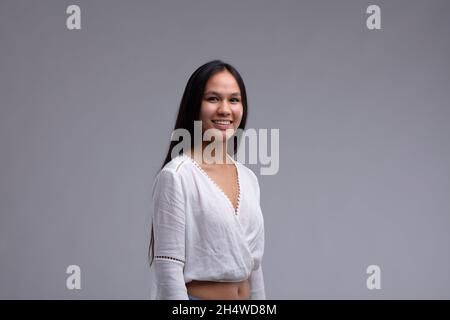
[205,127,235,143]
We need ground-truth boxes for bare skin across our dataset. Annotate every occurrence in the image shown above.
[201,162,240,210]
[186,279,251,300]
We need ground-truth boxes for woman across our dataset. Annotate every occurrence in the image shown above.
[149,60,266,300]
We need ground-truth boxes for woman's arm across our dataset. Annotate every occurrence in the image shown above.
[152,169,189,300]
[248,168,266,300]
[249,263,266,299]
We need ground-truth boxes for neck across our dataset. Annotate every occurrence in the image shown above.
[188,140,232,165]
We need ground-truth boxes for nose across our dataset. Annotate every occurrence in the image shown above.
[217,100,232,116]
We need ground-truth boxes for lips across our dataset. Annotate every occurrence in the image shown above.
[212,119,233,130]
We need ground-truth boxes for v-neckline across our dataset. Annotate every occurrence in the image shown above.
[185,154,241,216]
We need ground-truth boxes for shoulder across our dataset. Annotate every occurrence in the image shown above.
[152,155,191,191]
[161,154,191,173]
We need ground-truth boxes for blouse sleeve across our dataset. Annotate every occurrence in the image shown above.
[152,169,189,300]
[248,169,267,300]
[249,264,266,299]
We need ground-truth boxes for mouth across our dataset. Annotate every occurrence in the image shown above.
[211,119,233,131]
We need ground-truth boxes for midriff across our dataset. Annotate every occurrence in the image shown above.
[186,279,250,300]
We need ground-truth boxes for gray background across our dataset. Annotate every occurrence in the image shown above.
[1,0,449,299]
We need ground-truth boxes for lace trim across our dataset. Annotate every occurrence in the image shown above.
[185,154,241,216]
[154,255,185,264]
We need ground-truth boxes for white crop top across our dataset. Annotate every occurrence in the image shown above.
[149,153,266,300]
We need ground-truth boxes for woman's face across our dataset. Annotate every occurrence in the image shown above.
[199,70,243,142]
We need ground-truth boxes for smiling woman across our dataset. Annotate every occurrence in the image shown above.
[149,60,266,300]
[200,71,243,142]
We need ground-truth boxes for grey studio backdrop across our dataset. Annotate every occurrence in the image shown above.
[0,0,449,299]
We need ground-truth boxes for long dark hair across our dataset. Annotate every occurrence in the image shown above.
[148,60,249,266]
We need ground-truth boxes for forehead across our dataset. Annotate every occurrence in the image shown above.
[204,70,240,94]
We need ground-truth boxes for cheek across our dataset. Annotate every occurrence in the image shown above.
[233,105,244,125]
[199,103,214,121]
[199,103,217,132]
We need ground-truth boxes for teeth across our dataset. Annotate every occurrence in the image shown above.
[213,120,231,125]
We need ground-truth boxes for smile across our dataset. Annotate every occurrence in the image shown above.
[212,120,233,130]
[212,120,232,125]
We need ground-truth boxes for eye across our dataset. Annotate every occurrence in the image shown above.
[207,96,219,102]
[230,98,240,104]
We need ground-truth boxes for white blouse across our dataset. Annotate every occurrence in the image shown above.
[149,153,266,300]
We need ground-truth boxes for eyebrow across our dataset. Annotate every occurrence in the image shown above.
[204,91,241,97]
